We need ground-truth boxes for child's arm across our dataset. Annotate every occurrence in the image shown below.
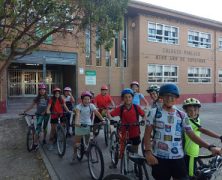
[75,109,80,125]
[24,102,36,113]
[94,110,105,122]
[199,127,222,140]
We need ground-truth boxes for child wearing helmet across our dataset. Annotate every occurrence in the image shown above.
[46,87,71,150]
[62,87,75,136]
[146,85,162,109]
[130,81,149,108]
[94,85,115,129]
[144,83,222,180]
[108,88,145,159]
[182,98,222,178]
[72,91,105,161]
[23,83,50,149]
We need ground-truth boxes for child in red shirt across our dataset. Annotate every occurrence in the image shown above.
[47,87,70,150]
[108,88,145,156]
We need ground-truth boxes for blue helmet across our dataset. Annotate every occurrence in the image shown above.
[121,88,134,97]
[159,84,180,97]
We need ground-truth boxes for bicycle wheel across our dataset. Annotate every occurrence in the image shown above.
[120,147,134,176]
[27,126,35,152]
[210,156,222,180]
[110,131,119,166]
[56,124,66,157]
[141,137,145,157]
[103,174,131,180]
[104,120,109,146]
[77,138,84,161]
[88,144,104,180]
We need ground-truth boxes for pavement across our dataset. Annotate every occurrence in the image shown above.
[0,102,222,180]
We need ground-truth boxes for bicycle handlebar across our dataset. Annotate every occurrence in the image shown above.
[78,122,105,127]
[19,113,36,117]
[110,120,145,127]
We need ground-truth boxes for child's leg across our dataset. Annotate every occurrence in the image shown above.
[73,135,82,154]
[35,115,44,144]
[49,122,57,143]
[43,114,50,141]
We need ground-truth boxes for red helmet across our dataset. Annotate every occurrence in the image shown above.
[53,87,61,93]
[130,81,139,87]
[64,87,72,91]
[81,91,92,99]
[101,85,108,90]
[38,83,46,90]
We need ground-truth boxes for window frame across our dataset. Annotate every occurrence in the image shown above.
[148,22,179,45]
[187,67,212,84]
[147,64,179,83]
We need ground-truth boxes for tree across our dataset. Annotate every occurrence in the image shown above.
[0,0,129,74]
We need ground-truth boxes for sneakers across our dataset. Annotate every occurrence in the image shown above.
[32,144,39,151]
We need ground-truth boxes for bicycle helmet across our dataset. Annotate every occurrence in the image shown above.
[121,88,134,97]
[64,87,72,91]
[159,83,180,97]
[101,85,108,90]
[53,87,61,93]
[130,81,139,87]
[81,91,92,99]
[183,98,201,109]
[146,85,160,93]
[38,83,46,90]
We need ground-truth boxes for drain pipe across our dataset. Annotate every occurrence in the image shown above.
[213,30,217,103]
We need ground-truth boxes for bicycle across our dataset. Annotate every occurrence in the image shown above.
[50,112,67,157]
[109,120,147,179]
[76,122,105,180]
[192,153,222,180]
[94,107,113,146]
[19,113,36,152]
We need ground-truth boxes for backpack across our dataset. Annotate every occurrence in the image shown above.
[120,104,140,122]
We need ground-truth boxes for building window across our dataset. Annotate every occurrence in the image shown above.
[96,31,101,66]
[85,28,91,65]
[148,64,178,83]
[123,18,128,67]
[188,30,211,48]
[148,22,179,44]
[218,69,222,82]
[219,37,222,50]
[114,33,119,67]
[188,67,211,83]
[105,51,111,67]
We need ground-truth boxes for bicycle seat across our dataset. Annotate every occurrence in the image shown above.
[129,154,146,165]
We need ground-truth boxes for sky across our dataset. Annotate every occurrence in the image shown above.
[135,0,222,23]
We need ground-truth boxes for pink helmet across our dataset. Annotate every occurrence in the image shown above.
[81,91,92,99]
[130,81,139,87]
[53,87,61,93]
[101,85,108,90]
[64,87,72,91]
[38,83,46,90]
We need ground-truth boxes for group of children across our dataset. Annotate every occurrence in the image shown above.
[24,82,222,179]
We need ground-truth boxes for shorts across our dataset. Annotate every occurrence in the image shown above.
[129,136,141,146]
[152,157,188,180]
[75,126,90,136]
[184,155,198,177]
[36,114,50,135]
[50,116,66,124]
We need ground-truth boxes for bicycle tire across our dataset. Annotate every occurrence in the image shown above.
[104,121,109,146]
[26,126,35,152]
[88,144,104,180]
[77,138,84,161]
[110,131,119,166]
[141,137,145,157]
[103,174,131,180]
[210,156,222,180]
[56,124,66,157]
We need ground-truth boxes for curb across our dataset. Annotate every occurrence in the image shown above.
[39,147,60,180]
